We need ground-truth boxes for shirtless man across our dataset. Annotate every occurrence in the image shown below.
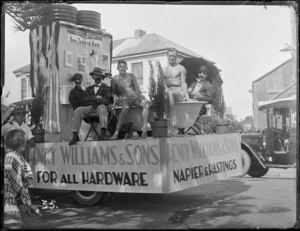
[163,48,190,113]
[163,48,190,134]
[111,60,150,139]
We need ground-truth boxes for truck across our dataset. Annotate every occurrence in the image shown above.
[3,5,245,206]
[240,95,297,178]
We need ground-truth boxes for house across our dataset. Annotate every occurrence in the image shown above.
[251,58,296,130]
[8,29,213,103]
[12,64,32,100]
[1,63,32,106]
[111,29,213,95]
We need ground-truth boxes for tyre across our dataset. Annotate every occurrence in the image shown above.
[235,149,252,177]
[72,191,113,205]
[247,166,269,178]
[247,155,269,178]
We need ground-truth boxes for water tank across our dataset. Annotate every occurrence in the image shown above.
[77,10,101,29]
[48,5,78,24]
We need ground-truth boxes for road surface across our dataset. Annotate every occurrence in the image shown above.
[21,168,297,229]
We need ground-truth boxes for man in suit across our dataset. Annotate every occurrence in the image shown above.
[69,68,112,145]
[188,65,215,115]
[69,73,87,111]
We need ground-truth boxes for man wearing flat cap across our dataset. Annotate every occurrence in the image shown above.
[69,73,87,111]
[2,105,36,149]
[69,68,112,145]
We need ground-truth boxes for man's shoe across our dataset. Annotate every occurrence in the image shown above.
[69,132,80,145]
[177,128,185,135]
[100,128,111,140]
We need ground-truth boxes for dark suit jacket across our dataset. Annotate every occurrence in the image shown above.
[69,87,88,110]
[84,83,112,106]
[189,80,215,104]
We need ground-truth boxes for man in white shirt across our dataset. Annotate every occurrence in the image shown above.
[2,106,36,149]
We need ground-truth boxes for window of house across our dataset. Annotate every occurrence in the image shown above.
[131,62,143,90]
[21,76,31,100]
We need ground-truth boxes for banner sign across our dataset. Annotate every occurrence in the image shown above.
[29,139,162,193]
[161,133,242,193]
[29,133,242,193]
[67,30,102,47]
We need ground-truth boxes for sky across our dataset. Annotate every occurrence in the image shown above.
[4,2,295,120]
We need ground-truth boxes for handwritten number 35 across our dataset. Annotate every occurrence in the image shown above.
[42,200,56,209]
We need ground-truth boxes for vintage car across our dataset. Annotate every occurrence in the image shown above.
[240,95,297,177]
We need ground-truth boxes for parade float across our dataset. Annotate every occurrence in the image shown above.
[5,5,244,205]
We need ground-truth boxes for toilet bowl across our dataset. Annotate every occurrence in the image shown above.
[169,101,207,129]
[114,106,154,131]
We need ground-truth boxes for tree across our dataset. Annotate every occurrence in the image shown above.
[148,60,166,121]
[4,2,64,31]
[212,84,226,119]
[30,75,46,129]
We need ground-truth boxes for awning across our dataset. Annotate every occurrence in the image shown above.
[258,95,296,111]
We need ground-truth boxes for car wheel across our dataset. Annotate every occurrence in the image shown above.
[247,166,269,178]
[235,149,252,177]
[72,191,111,205]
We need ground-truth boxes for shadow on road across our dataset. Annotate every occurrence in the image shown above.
[25,179,253,229]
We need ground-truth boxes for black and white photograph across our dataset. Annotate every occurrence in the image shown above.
[1,1,299,229]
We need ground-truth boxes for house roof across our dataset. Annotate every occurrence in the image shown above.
[252,58,293,84]
[13,31,215,74]
[258,94,296,111]
[13,64,30,75]
[271,81,296,100]
[113,33,214,62]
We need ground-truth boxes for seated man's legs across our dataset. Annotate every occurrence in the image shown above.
[167,88,184,116]
[111,99,130,140]
[69,106,94,145]
[167,88,185,134]
[96,104,109,139]
[134,98,150,138]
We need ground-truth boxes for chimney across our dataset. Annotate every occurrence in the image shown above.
[135,29,146,39]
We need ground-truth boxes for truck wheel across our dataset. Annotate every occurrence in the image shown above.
[72,191,111,205]
[235,149,252,177]
[247,167,269,178]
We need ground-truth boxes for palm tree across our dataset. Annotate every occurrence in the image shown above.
[4,2,55,31]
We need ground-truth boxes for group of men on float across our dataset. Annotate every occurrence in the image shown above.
[68,47,215,145]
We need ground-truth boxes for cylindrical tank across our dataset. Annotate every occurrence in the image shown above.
[46,4,78,24]
[77,10,101,29]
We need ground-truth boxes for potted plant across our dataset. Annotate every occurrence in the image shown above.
[30,75,47,142]
[212,85,230,133]
[148,60,169,137]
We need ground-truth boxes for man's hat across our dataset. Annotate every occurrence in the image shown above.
[71,73,83,82]
[89,67,105,79]
[105,73,112,78]
[11,105,28,115]
[198,65,209,73]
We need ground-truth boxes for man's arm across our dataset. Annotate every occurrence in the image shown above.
[69,89,83,109]
[99,85,111,106]
[111,78,116,95]
[180,66,190,101]
[111,78,121,105]
[195,82,215,103]
[131,74,143,98]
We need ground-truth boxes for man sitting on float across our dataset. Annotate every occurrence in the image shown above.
[188,65,215,116]
[69,68,112,145]
[110,60,150,139]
